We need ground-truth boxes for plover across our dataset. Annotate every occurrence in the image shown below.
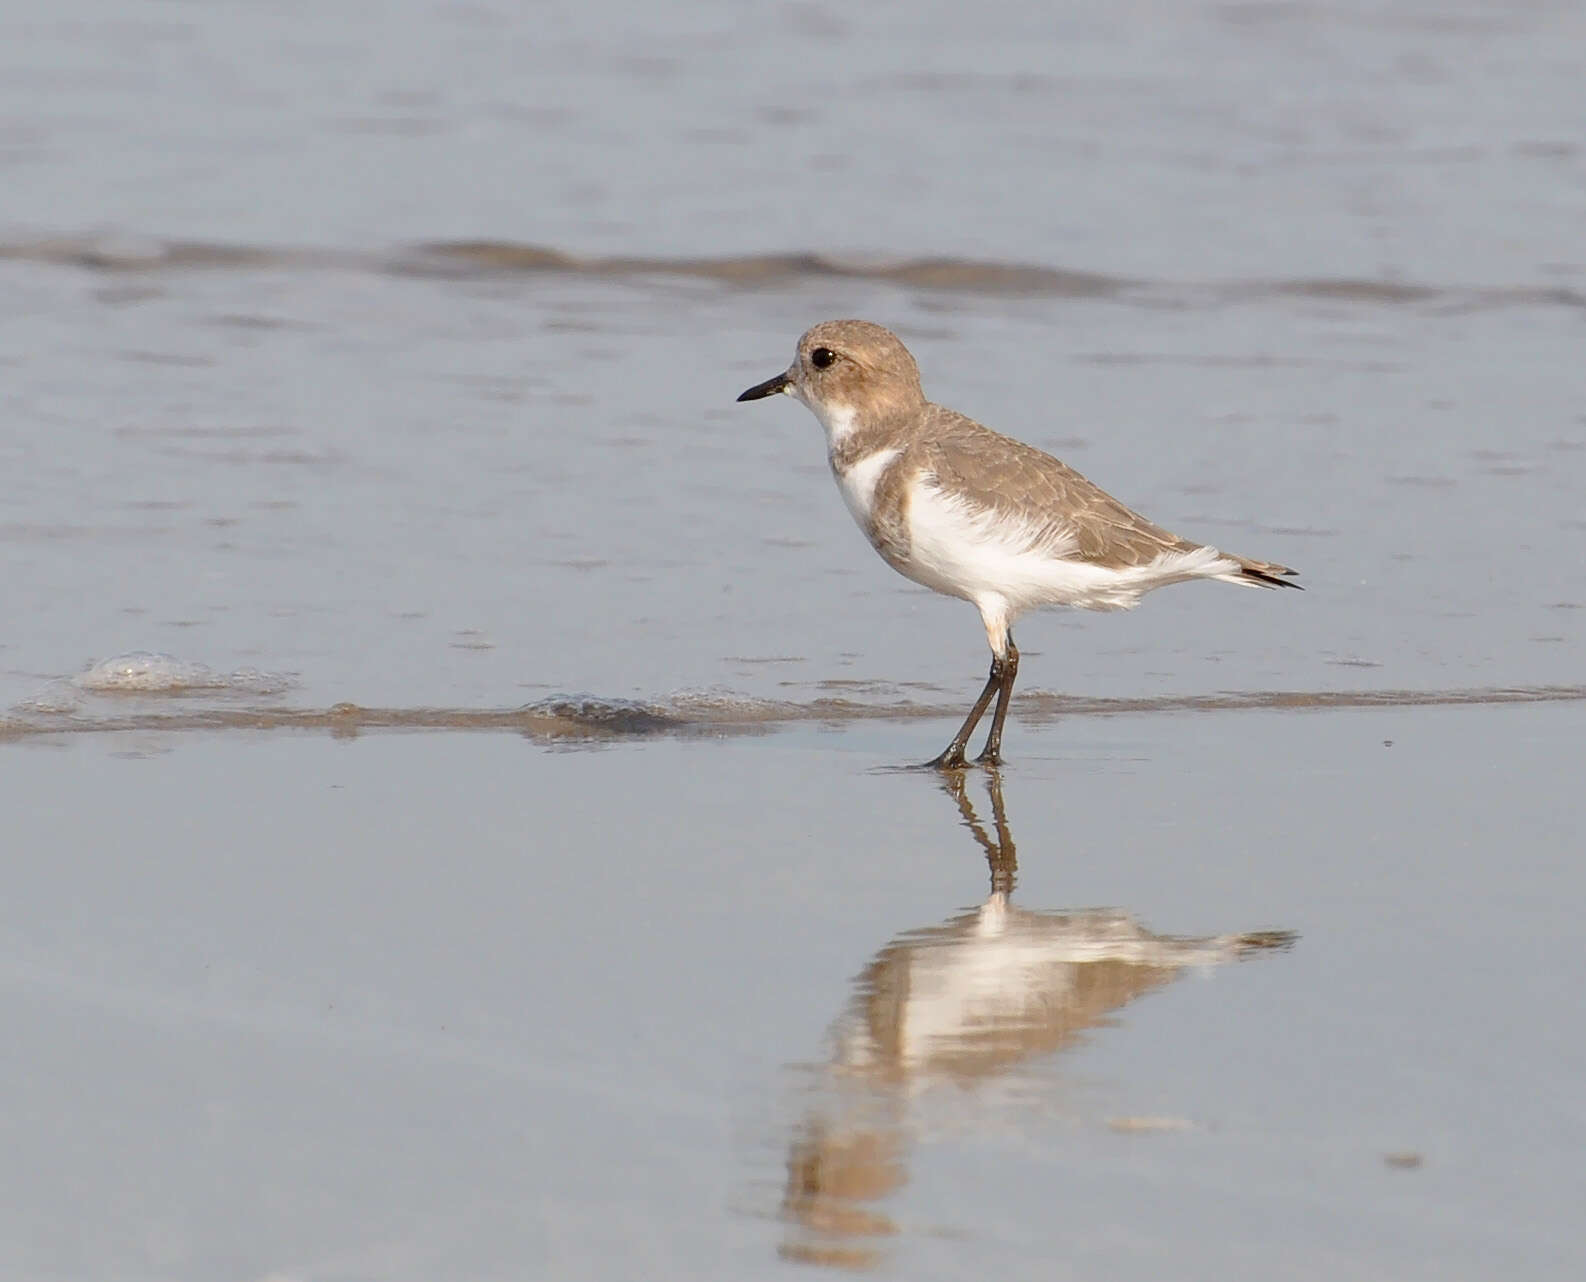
[737,319,1300,768]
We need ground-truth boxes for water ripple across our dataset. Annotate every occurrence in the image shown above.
[4,684,1582,742]
[4,235,1583,311]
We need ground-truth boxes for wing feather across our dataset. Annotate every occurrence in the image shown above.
[916,408,1199,569]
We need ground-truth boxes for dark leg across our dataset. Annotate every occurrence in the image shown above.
[927,651,1006,770]
[975,635,1019,765]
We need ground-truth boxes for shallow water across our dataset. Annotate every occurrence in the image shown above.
[5,2,1585,722]
[3,0,1583,1278]
[4,243,1582,720]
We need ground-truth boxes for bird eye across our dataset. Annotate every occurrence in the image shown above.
[810,346,836,369]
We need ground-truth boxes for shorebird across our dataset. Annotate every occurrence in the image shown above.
[737,319,1300,768]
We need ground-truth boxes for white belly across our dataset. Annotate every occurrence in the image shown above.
[903,481,1235,613]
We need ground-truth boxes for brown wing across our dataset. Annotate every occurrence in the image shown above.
[916,407,1201,570]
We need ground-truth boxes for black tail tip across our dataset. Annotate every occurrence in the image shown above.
[1244,566,1303,590]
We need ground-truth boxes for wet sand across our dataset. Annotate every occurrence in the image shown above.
[4,701,1583,1279]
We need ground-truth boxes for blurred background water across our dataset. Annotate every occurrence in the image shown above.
[4,0,1583,720]
[2,2,1583,1279]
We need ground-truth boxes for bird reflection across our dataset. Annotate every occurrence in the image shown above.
[778,771,1294,1269]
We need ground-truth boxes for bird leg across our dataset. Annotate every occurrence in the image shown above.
[928,645,1011,770]
[975,635,1019,766]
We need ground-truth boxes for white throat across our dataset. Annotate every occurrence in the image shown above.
[800,396,861,449]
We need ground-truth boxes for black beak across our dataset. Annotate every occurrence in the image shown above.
[736,372,790,402]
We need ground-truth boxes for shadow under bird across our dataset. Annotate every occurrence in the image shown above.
[738,319,1300,767]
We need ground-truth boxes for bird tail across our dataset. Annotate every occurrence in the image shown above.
[1222,553,1302,590]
